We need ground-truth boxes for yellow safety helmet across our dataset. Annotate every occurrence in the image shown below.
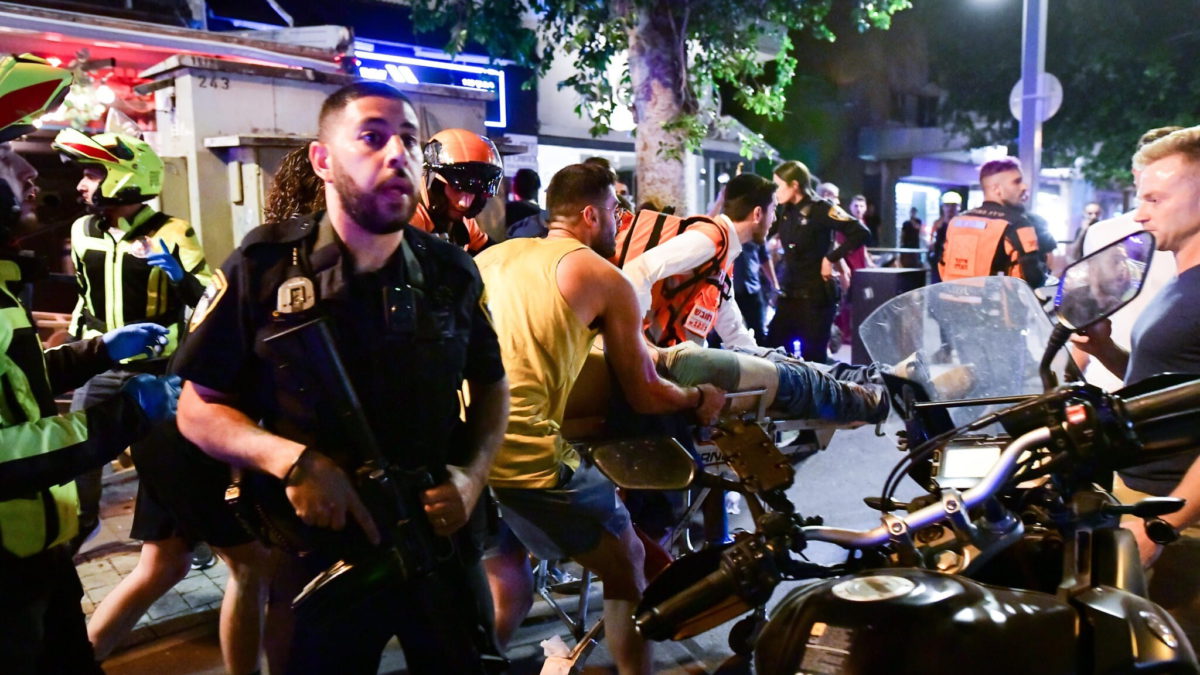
[941,192,963,206]
[52,128,164,205]
[0,54,72,143]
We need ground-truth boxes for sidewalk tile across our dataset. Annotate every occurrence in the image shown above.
[171,574,211,595]
[77,560,116,587]
[181,586,223,609]
[87,584,116,604]
[110,552,140,574]
[146,593,189,620]
[201,564,229,583]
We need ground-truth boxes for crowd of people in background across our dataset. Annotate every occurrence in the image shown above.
[497,156,1099,362]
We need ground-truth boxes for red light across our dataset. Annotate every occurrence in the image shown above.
[1066,405,1088,426]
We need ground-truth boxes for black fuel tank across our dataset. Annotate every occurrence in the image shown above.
[755,568,1076,675]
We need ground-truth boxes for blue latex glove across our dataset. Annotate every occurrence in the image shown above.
[102,323,169,361]
[121,373,182,423]
[147,238,184,283]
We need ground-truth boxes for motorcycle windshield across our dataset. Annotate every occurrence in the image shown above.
[860,276,1067,426]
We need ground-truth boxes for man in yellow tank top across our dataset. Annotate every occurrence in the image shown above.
[475,163,725,673]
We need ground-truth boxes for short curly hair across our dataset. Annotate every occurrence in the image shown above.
[1133,126,1200,172]
[546,163,614,222]
[723,173,775,221]
[978,157,1022,183]
[264,146,325,223]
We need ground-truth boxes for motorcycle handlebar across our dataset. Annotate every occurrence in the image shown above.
[1132,412,1200,457]
[637,382,1200,642]
[804,381,1200,550]
[803,427,1054,549]
[1123,380,1200,426]
[1123,381,1200,456]
[635,566,739,642]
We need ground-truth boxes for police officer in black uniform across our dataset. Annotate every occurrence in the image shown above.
[174,82,510,674]
[766,160,869,363]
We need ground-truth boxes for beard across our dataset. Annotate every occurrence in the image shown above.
[594,225,616,259]
[331,166,411,235]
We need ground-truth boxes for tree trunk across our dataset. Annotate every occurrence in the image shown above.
[627,2,687,211]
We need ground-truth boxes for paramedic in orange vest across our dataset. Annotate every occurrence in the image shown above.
[939,157,1057,287]
[618,173,777,349]
[412,128,497,253]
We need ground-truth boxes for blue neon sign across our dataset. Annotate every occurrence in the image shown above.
[354,43,507,129]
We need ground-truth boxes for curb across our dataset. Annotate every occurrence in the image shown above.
[118,606,220,653]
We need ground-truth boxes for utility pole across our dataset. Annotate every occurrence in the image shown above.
[1017,0,1047,211]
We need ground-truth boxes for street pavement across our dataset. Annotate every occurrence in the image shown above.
[87,368,916,673]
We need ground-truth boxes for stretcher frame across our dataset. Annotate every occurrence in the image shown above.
[535,390,850,674]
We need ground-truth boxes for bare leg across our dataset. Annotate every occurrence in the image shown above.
[483,544,534,649]
[572,522,650,675]
[213,541,271,675]
[654,342,779,416]
[87,536,192,660]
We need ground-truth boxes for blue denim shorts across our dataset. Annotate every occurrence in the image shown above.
[491,462,631,561]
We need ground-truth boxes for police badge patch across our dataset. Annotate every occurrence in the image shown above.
[276,276,315,314]
[188,269,227,332]
[828,205,854,222]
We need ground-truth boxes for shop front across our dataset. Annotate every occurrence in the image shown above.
[0,6,493,313]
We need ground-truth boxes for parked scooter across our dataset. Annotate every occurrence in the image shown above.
[603,232,1200,673]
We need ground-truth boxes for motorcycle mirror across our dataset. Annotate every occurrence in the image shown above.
[1039,231,1155,390]
[590,436,695,491]
[1054,231,1155,331]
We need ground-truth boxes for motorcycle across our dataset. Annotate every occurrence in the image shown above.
[598,231,1200,673]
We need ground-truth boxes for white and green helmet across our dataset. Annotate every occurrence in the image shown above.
[53,128,164,205]
[0,53,72,143]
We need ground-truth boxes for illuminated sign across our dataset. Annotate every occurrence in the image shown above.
[354,43,507,128]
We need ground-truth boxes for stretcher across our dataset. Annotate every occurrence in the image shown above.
[539,385,855,674]
[672,388,844,555]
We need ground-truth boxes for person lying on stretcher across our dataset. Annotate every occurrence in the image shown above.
[563,340,891,437]
[485,338,896,655]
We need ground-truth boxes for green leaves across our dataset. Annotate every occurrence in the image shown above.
[408,0,907,148]
[407,0,907,205]
[852,0,912,31]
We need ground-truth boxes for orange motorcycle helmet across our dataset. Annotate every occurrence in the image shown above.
[422,128,503,219]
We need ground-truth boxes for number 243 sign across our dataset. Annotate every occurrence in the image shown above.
[196,75,231,90]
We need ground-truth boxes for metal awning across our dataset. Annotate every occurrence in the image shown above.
[0,1,344,71]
